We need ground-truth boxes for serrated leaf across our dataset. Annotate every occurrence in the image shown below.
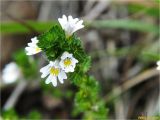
[81,56,91,72]
[37,25,66,60]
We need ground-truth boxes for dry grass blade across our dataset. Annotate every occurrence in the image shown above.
[105,68,159,103]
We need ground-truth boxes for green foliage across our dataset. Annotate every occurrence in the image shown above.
[38,25,66,60]
[71,76,107,119]
[138,52,160,63]
[83,102,109,120]
[2,109,42,120]
[27,110,42,119]
[37,24,108,119]
[89,19,159,34]
[1,19,159,35]
[38,25,90,73]
[154,113,160,120]
[140,40,160,62]
[2,109,19,120]
[1,21,54,35]
[128,4,159,18]
[13,50,38,79]
[81,56,91,73]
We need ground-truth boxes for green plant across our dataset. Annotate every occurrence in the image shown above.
[13,50,38,79]
[24,15,108,119]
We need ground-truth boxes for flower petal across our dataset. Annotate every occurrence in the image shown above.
[2,62,21,84]
[58,71,67,83]
[25,37,41,55]
[41,70,50,78]
[45,74,52,84]
[61,52,72,59]
[58,15,84,35]
[72,58,78,64]
[58,15,68,30]
[40,64,50,73]
[157,61,160,65]
[51,76,57,87]
[31,37,38,43]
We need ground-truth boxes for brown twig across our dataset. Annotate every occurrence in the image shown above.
[127,78,158,118]
[104,68,159,103]
[3,80,27,111]
[4,12,38,35]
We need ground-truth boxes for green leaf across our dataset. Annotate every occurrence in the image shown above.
[140,52,160,62]
[38,25,66,60]
[81,56,91,72]
[88,19,159,34]
[1,21,55,35]
[38,25,65,48]
[128,4,159,18]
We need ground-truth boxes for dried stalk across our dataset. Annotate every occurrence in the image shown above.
[105,68,159,103]
[3,80,27,111]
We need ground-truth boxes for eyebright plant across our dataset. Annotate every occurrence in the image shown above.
[25,15,107,119]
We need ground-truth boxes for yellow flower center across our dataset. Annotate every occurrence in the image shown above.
[50,67,60,76]
[64,58,72,66]
[36,47,41,52]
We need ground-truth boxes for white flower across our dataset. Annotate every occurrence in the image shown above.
[2,62,21,84]
[40,60,67,87]
[156,60,160,70]
[25,37,42,55]
[58,15,84,36]
[60,52,78,73]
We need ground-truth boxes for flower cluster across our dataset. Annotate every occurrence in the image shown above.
[24,14,107,119]
[25,15,83,87]
[40,52,78,87]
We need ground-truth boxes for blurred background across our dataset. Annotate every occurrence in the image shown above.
[0,0,160,119]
